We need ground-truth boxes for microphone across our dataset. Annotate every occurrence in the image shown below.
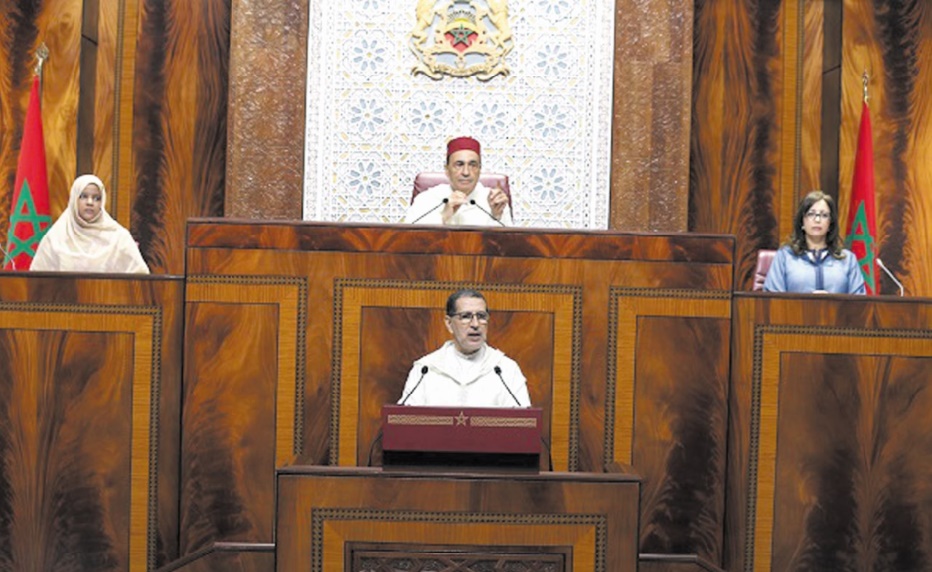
[0,242,16,270]
[469,199,505,226]
[399,365,429,405]
[409,198,449,224]
[493,365,523,407]
[876,258,904,296]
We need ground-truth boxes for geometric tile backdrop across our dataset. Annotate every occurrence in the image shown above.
[304,0,615,228]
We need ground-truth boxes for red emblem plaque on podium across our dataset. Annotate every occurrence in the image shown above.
[381,405,543,470]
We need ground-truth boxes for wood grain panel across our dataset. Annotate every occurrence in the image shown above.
[131,0,228,274]
[606,291,730,563]
[180,277,306,555]
[156,543,274,572]
[615,305,730,563]
[841,0,932,297]
[0,274,183,570]
[0,0,83,236]
[727,293,932,571]
[690,1,787,289]
[276,467,640,572]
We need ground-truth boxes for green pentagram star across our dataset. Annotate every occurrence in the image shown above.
[449,25,473,47]
[844,201,877,290]
[6,179,52,258]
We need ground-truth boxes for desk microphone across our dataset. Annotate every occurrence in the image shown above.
[0,242,16,270]
[410,198,448,224]
[493,365,523,407]
[399,365,429,405]
[876,258,905,296]
[469,199,505,226]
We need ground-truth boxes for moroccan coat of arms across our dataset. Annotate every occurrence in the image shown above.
[410,0,513,81]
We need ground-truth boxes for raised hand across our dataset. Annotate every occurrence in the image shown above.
[488,185,507,220]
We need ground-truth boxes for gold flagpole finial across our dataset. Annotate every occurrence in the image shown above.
[862,70,870,105]
[34,43,49,76]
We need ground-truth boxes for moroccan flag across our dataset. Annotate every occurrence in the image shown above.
[844,101,878,294]
[4,76,52,270]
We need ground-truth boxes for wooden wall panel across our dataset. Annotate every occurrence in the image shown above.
[130,0,229,273]
[182,220,734,559]
[689,1,787,288]
[626,312,730,563]
[0,273,183,570]
[726,293,932,571]
[840,0,932,297]
[0,0,83,238]
[276,467,641,572]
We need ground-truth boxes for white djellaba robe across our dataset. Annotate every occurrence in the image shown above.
[31,174,149,274]
[403,182,513,226]
[398,341,530,407]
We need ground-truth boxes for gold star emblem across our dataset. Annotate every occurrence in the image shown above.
[456,412,469,426]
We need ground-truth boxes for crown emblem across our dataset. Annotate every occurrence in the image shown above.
[409,0,514,81]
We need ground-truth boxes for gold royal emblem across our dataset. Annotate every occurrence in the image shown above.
[410,0,513,81]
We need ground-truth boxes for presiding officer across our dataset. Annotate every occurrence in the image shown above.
[397,289,529,407]
[404,137,513,226]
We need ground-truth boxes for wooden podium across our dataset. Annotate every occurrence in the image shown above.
[276,466,641,572]
[381,405,543,469]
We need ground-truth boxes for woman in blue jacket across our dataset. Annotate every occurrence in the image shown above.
[764,191,865,294]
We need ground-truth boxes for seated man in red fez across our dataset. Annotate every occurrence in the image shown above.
[404,136,512,226]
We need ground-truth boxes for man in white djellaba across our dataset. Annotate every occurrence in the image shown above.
[397,289,529,407]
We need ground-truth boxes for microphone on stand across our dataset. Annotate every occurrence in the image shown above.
[493,365,523,407]
[410,198,449,224]
[469,199,505,227]
[876,258,905,296]
[0,242,16,270]
[399,365,429,405]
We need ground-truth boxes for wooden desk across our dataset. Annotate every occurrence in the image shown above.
[276,466,640,571]
[183,220,733,563]
[0,272,184,570]
[727,292,932,571]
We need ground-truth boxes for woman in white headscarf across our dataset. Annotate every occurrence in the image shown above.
[31,174,149,273]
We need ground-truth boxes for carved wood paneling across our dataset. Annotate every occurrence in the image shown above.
[727,293,932,571]
[610,0,693,232]
[0,274,183,570]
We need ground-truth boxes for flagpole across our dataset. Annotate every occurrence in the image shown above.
[35,43,49,94]
[862,70,869,105]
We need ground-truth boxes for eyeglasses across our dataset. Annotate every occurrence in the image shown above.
[805,211,831,221]
[449,311,490,324]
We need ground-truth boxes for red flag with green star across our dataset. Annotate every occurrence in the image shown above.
[4,76,51,270]
[844,101,878,294]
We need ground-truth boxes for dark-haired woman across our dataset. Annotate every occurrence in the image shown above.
[763,190,865,294]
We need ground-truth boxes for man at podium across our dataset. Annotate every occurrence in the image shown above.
[397,289,530,407]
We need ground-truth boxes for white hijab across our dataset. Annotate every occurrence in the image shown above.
[31,175,150,273]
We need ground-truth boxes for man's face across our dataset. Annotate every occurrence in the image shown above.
[445,149,481,194]
[444,296,488,355]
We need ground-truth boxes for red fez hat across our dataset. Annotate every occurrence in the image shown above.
[447,136,481,158]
